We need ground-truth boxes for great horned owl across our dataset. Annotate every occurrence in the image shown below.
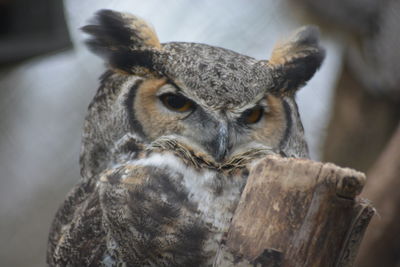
[47,10,324,266]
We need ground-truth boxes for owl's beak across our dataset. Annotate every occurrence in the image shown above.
[212,122,229,162]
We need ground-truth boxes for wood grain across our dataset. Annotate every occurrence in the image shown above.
[214,155,374,267]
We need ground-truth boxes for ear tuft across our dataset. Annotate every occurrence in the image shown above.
[269,26,325,95]
[82,10,163,74]
[82,9,161,54]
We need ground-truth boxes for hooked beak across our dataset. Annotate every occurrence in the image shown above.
[210,122,229,162]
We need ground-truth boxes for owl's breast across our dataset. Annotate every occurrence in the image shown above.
[132,151,247,233]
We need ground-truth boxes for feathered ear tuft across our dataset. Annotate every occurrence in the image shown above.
[268,26,325,95]
[82,10,163,74]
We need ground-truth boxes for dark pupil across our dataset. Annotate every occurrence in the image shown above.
[242,109,253,118]
[166,94,187,109]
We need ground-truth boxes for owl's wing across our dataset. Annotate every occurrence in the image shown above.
[47,178,106,266]
[47,164,210,266]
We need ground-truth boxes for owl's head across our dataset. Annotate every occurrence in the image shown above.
[80,10,325,179]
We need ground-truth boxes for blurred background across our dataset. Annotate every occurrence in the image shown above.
[0,0,398,266]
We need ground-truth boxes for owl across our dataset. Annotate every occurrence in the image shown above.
[47,10,324,266]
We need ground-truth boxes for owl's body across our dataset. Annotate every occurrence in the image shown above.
[49,148,248,266]
[47,10,324,266]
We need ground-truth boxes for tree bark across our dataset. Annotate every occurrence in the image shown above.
[214,155,375,267]
[355,124,400,267]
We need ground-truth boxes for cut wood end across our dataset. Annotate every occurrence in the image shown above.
[321,163,366,199]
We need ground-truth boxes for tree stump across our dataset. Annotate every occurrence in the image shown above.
[214,155,375,267]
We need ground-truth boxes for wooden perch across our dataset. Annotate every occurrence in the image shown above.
[214,155,375,267]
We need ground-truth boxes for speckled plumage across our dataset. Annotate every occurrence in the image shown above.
[47,9,324,266]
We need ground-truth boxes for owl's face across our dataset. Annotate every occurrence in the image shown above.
[80,10,324,179]
[131,42,289,162]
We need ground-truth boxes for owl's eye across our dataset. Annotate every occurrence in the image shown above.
[241,106,264,124]
[159,93,194,112]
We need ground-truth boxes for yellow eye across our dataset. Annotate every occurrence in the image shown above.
[241,106,264,124]
[159,93,194,112]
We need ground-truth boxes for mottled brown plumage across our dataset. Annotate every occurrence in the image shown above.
[47,9,324,266]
